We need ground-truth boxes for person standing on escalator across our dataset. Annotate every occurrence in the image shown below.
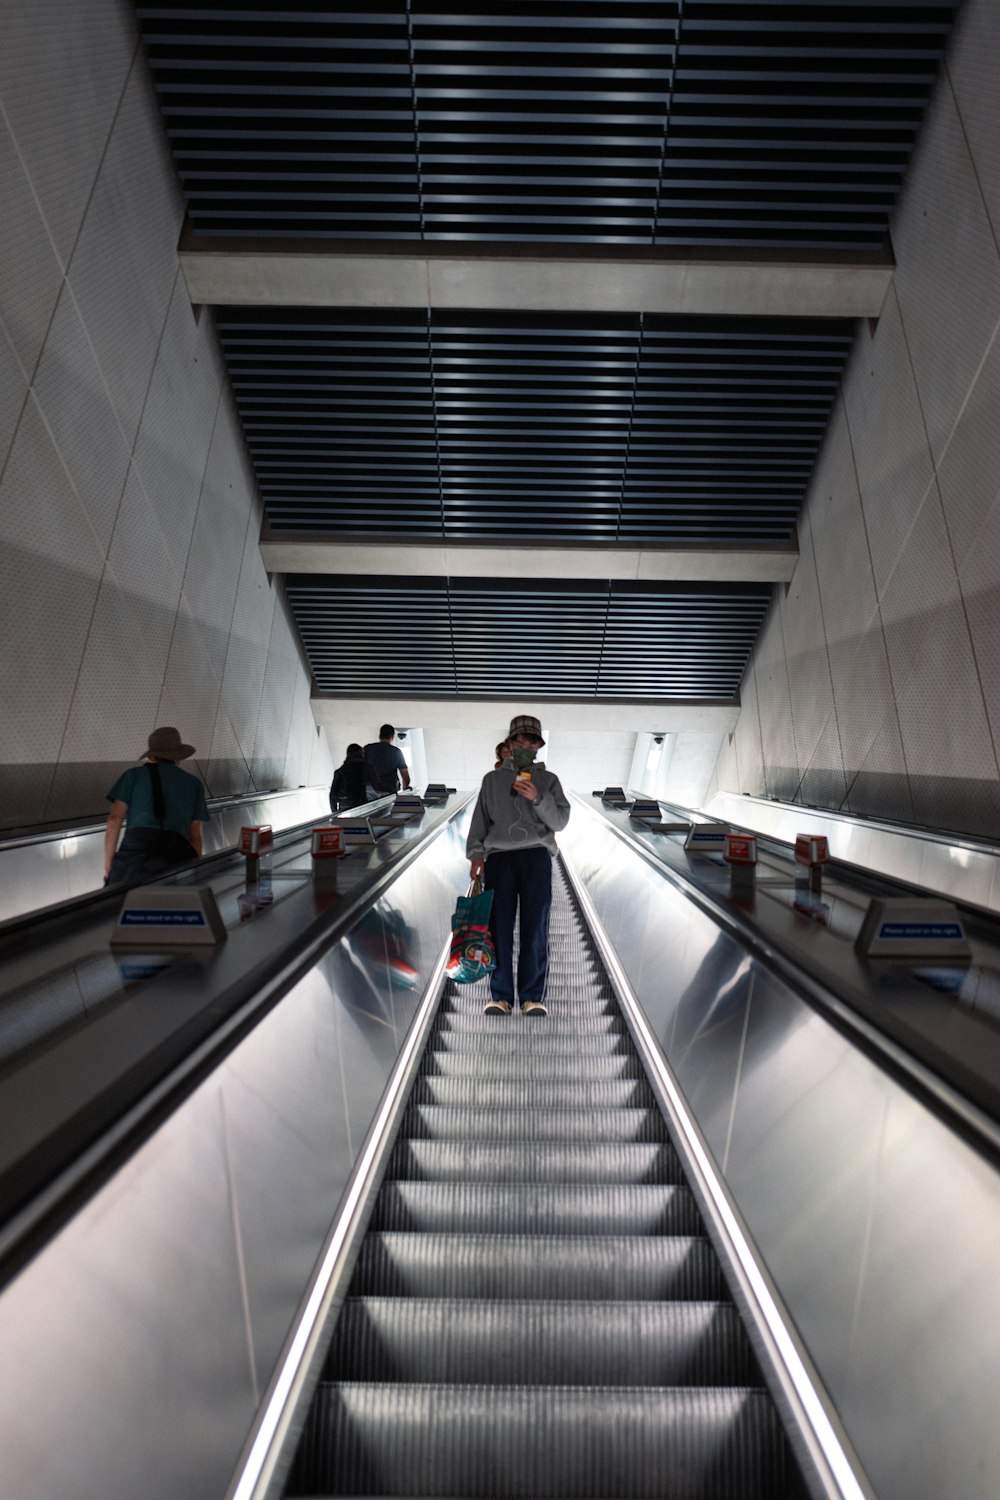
[467,714,570,1017]
[363,723,411,799]
[104,726,209,886]
[330,743,372,812]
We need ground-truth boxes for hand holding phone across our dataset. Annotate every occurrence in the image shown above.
[511,770,538,802]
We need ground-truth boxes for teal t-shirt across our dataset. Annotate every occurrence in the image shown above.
[106,762,210,840]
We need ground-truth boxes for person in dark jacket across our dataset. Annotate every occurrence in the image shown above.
[330,743,371,813]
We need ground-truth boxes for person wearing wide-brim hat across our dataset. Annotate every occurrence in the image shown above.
[467,714,570,1017]
[104,726,210,887]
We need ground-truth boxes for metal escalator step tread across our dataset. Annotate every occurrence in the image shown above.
[422,1051,646,1080]
[327,1299,756,1386]
[434,1013,627,1035]
[386,1139,683,1185]
[349,1233,726,1300]
[428,1032,632,1055]
[401,1105,668,1143]
[370,1182,702,1235]
[408,1077,657,1110]
[442,990,614,1009]
[439,990,611,1012]
[289,1381,787,1498]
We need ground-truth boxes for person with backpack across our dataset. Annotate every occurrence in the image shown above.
[330,743,372,812]
[104,726,209,885]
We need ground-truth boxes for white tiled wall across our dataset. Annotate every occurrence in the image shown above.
[714,0,1000,841]
[0,4,332,831]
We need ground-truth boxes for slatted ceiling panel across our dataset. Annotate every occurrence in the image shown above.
[135,1,958,704]
[217,309,853,544]
[599,588,769,696]
[290,577,458,697]
[286,578,770,700]
[657,6,949,249]
[137,1,956,250]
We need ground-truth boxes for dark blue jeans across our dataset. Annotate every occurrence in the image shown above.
[106,826,197,887]
[485,846,553,1006]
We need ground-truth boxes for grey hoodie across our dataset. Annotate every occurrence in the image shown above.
[466,759,571,861]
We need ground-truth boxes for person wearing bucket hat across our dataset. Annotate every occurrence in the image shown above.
[466,713,570,1016]
[104,726,210,886]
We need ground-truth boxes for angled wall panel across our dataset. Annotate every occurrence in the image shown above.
[0,117,66,383]
[716,0,1000,839]
[0,2,331,830]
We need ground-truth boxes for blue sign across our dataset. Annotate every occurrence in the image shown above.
[121,909,207,927]
[878,922,963,940]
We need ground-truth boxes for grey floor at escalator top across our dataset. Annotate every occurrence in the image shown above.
[286,860,797,1499]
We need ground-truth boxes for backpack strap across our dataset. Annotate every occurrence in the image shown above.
[146,761,166,828]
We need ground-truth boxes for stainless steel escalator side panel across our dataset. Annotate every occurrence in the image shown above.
[0,811,474,1500]
[560,803,1000,1500]
[0,784,340,924]
[705,789,1000,915]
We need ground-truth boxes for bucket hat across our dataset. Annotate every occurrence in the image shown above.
[508,714,545,745]
[142,726,195,762]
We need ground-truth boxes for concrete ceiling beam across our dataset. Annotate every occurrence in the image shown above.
[262,533,798,584]
[180,240,892,320]
[311,697,740,735]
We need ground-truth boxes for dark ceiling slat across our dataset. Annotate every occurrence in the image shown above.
[286,573,769,702]
[215,307,850,546]
[138,0,956,247]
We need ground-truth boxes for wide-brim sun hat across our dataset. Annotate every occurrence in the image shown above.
[508,714,545,745]
[142,726,196,761]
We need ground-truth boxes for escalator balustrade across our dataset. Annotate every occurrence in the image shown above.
[287,861,802,1498]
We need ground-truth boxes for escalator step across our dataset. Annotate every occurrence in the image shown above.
[422,1050,645,1080]
[439,992,613,1016]
[386,1139,683,1185]
[401,1105,668,1143]
[428,1031,632,1056]
[370,1181,702,1235]
[433,1012,626,1035]
[408,1076,656,1110]
[349,1233,726,1300]
[289,1381,786,1499]
[328,1299,758,1385]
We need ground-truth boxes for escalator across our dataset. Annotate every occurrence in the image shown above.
[285,860,807,1499]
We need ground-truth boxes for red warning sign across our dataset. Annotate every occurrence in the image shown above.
[240,824,273,855]
[724,834,758,866]
[312,827,343,858]
[795,834,829,868]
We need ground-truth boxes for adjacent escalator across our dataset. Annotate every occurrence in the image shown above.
[285,860,807,1499]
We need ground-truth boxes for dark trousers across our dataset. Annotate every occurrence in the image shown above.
[106,826,196,887]
[485,846,553,1006]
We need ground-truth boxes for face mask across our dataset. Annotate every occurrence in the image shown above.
[511,745,537,768]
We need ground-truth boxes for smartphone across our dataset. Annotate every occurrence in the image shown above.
[510,769,532,797]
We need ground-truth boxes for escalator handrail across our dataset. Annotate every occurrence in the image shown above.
[0,794,397,945]
[0,784,332,852]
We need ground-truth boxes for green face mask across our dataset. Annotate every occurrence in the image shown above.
[511,745,537,769]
